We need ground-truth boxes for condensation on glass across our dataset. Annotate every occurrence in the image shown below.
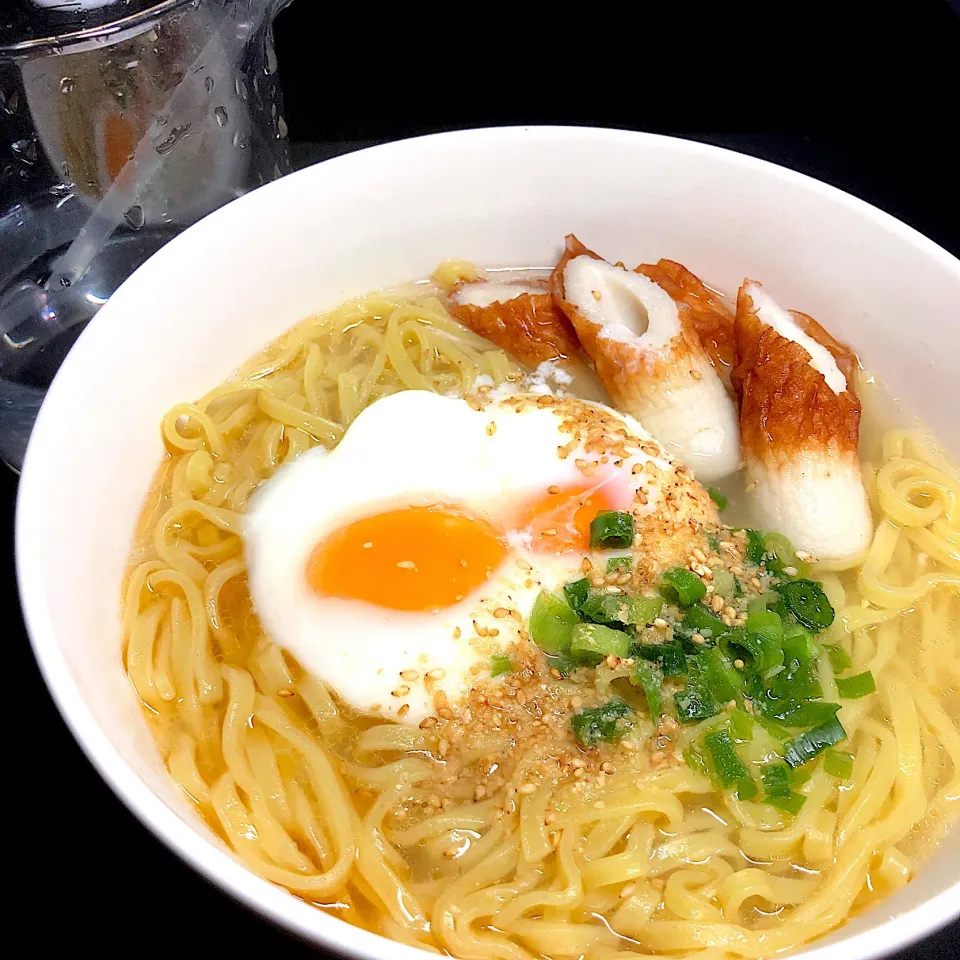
[0,0,292,470]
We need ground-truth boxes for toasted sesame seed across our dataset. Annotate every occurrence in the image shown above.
[437,707,454,720]
[277,688,295,698]
[486,421,497,436]
[544,811,557,825]
[427,668,446,680]
[400,669,420,681]
[691,633,706,645]
[396,559,417,570]
[493,607,510,618]
[692,547,707,563]
[397,703,410,718]
[518,783,537,795]
[690,369,703,381]
[711,594,725,612]
[391,685,410,698]
[734,658,745,669]
[452,626,461,639]
[542,528,557,537]
[653,617,669,629]
[547,484,561,494]
[419,716,437,729]
[783,565,799,577]
[474,784,487,801]
[591,289,602,301]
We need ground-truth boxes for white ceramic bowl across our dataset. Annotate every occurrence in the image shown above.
[16,127,960,960]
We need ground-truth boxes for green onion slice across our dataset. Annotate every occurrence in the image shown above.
[660,567,707,607]
[836,670,877,699]
[530,591,578,654]
[823,749,854,779]
[784,715,847,768]
[778,579,835,632]
[571,700,632,747]
[708,488,728,511]
[704,729,749,787]
[490,653,513,677]
[590,511,635,549]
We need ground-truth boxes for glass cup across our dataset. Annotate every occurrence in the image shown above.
[0,0,292,470]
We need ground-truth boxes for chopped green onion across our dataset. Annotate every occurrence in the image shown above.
[627,595,665,626]
[580,593,630,626]
[711,568,737,600]
[836,670,877,699]
[784,715,847,768]
[530,591,579,654]
[569,622,632,664]
[769,700,841,728]
[745,529,767,566]
[571,700,632,747]
[606,555,633,574]
[707,532,721,552]
[760,762,792,799]
[580,592,664,628]
[634,640,687,677]
[590,511,635,549]
[683,604,732,640]
[490,653,513,677]
[788,766,812,789]
[675,684,721,723]
[778,579,835,632]
[704,729,749,787]
[823,749,854,779]
[634,660,665,718]
[729,708,755,743]
[762,532,806,577]
[781,623,819,663]
[755,715,791,741]
[563,578,590,615]
[660,567,707,607]
[763,792,807,815]
[730,611,784,673]
[824,643,852,672]
[695,647,743,704]
[736,778,759,801]
[708,487,728,511]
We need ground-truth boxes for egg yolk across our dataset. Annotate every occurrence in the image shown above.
[306,505,507,612]
[517,483,620,553]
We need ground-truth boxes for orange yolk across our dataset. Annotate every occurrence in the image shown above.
[306,505,506,612]
[517,483,620,553]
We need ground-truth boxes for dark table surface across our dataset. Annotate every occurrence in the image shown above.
[5,130,959,955]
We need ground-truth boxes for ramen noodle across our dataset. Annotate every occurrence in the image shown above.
[123,263,960,960]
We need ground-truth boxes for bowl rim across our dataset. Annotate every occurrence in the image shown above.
[15,125,960,960]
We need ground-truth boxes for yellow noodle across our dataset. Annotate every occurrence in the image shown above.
[122,281,960,958]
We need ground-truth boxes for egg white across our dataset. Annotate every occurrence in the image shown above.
[244,391,677,725]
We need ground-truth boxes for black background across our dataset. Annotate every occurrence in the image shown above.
[5,0,960,955]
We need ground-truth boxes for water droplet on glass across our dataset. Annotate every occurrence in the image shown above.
[12,138,38,165]
[204,76,215,93]
[235,76,249,101]
[60,77,76,95]
[155,123,192,155]
[232,131,248,150]
[124,205,145,230]
[214,105,228,127]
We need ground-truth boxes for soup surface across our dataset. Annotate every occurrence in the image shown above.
[123,256,960,960]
